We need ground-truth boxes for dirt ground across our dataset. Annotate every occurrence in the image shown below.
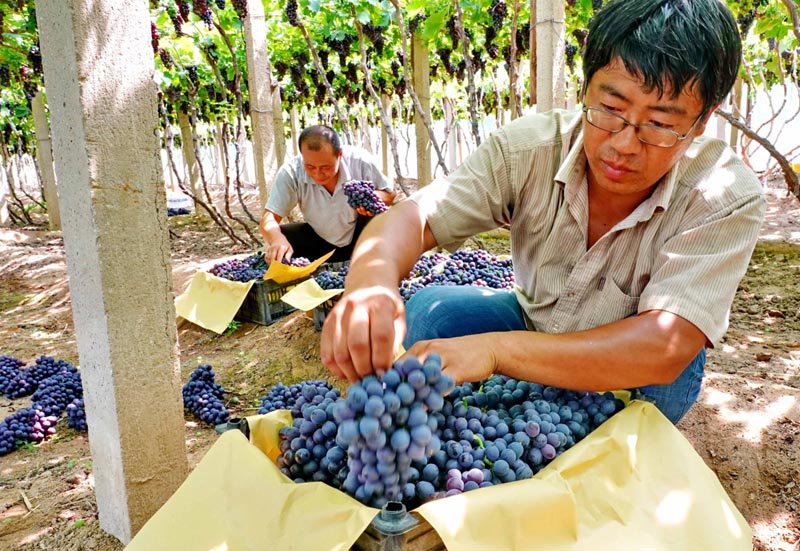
[0,180,798,551]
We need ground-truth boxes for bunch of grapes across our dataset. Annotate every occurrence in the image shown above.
[488,0,507,31]
[210,253,269,281]
[3,356,75,399]
[277,389,347,486]
[67,398,88,431]
[31,366,82,417]
[0,355,26,390]
[166,3,184,36]
[0,407,59,456]
[315,265,349,290]
[158,49,174,69]
[565,44,579,73]
[27,46,43,74]
[325,35,354,67]
[285,0,300,27]
[193,0,214,28]
[332,355,454,508]
[151,21,160,53]
[343,180,388,216]
[406,252,447,279]
[436,48,454,76]
[737,9,756,37]
[363,24,386,57]
[408,12,427,35]
[0,64,10,87]
[445,17,459,51]
[215,0,226,9]
[258,380,336,415]
[181,365,230,426]
[572,28,588,48]
[232,0,247,19]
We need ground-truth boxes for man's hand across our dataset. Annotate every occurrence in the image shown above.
[406,335,497,384]
[320,286,406,382]
[355,206,372,217]
[264,233,293,263]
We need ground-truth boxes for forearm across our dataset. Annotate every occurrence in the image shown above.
[375,188,396,206]
[346,200,436,292]
[489,311,706,391]
[259,210,284,244]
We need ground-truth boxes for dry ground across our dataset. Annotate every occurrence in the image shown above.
[0,181,797,551]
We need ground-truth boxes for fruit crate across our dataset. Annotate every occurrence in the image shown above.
[351,502,445,551]
[313,296,341,331]
[235,277,309,326]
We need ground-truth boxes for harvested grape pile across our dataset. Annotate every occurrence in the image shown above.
[209,252,310,282]
[269,354,624,509]
[0,355,87,455]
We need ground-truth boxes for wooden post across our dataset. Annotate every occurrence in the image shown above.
[31,91,61,230]
[35,0,188,542]
[412,34,432,187]
[243,0,278,208]
[535,0,565,112]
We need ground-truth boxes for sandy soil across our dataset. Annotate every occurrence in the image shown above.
[0,181,797,551]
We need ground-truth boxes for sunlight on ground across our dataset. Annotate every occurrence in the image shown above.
[752,513,800,551]
[19,527,54,545]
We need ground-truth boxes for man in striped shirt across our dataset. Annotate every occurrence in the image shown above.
[320,0,766,423]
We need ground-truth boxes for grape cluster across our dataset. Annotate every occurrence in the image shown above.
[67,399,88,431]
[27,46,43,74]
[343,180,388,216]
[565,44,579,73]
[334,355,454,508]
[167,206,190,216]
[737,9,756,38]
[178,1,191,21]
[314,265,349,290]
[215,0,226,9]
[210,253,312,282]
[151,21,160,53]
[182,365,230,426]
[193,0,214,28]
[232,0,247,19]
[399,249,514,302]
[325,35,354,67]
[2,355,75,399]
[31,367,83,417]
[488,0,507,30]
[166,4,184,36]
[285,0,300,27]
[0,407,59,455]
[257,380,336,415]
[363,24,386,57]
[0,355,26,390]
[0,63,9,87]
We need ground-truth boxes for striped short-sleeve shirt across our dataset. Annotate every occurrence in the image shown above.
[266,145,392,246]
[410,108,765,344]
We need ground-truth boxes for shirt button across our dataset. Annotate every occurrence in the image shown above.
[566,291,575,298]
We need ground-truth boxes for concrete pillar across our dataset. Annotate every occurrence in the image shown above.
[215,122,228,188]
[412,35,432,187]
[34,0,188,544]
[0,158,9,226]
[443,98,458,171]
[31,91,61,230]
[272,87,286,166]
[535,0,565,112]
[243,0,278,208]
[289,106,300,156]
[380,94,390,178]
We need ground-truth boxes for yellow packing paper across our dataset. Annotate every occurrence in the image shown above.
[174,271,254,334]
[281,278,344,311]
[127,401,751,551]
[265,250,335,284]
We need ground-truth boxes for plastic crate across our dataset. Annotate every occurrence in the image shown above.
[350,503,445,551]
[313,296,340,331]
[235,277,309,326]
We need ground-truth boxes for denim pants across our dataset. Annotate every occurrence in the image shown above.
[403,285,705,424]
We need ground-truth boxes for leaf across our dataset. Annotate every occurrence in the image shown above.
[308,0,321,12]
[357,10,371,25]
[421,10,448,40]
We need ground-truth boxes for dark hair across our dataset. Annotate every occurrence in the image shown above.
[298,125,341,155]
[582,0,741,115]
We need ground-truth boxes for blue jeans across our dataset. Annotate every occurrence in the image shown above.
[403,286,705,424]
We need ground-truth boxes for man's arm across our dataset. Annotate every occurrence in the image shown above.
[406,310,707,391]
[258,210,293,262]
[320,200,437,381]
[375,188,396,206]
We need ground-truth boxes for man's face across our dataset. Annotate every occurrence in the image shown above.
[582,58,708,199]
[300,143,341,188]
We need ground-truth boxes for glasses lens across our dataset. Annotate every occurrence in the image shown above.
[587,109,624,132]
[637,126,678,147]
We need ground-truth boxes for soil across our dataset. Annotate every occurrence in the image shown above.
[0,180,798,551]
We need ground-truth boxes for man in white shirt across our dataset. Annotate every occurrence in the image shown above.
[259,125,395,263]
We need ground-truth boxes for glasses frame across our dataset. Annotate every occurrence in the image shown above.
[582,105,706,148]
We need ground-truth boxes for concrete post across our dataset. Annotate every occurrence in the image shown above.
[31,91,61,230]
[535,0,565,112]
[412,35,432,187]
[243,0,278,208]
[215,121,228,188]
[272,87,286,166]
[289,106,299,156]
[34,0,189,543]
[380,94,390,178]
[178,111,202,214]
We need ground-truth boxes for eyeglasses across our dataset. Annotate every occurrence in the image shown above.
[582,106,704,148]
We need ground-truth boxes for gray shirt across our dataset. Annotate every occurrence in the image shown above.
[266,145,392,246]
[411,108,765,344]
